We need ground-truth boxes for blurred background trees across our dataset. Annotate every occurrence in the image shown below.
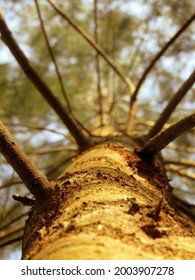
[0,0,194,259]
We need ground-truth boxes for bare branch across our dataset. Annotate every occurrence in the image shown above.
[28,145,77,156]
[34,0,71,111]
[133,13,195,102]
[126,97,137,133]
[0,9,90,151]
[0,235,22,248]
[165,159,195,168]
[0,224,24,240]
[0,120,51,198]
[4,121,66,136]
[126,13,195,133]
[173,198,195,221]
[166,165,195,180]
[0,180,22,190]
[47,0,135,95]
[139,113,195,158]
[167,144,195,153]
[34,0,91,136]
[94,0,103,126]
[0,212,27,231]
[148,70,195,138]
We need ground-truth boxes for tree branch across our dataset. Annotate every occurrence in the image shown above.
[34,0,71,111]
[0,120,51,198]
[148,70,195,138]
[0,235,22,248]
[34,0,91,136]
[94,0,103,126]
[0,9,90,151]
[47,0,135,96]
[166,165,195,181]
[0,212,27,231]
[165,159,195,168]
[139,113,195,158]
[4,121,66,136]
[167,144,195,153]
[0,180,21,190]
[126,13,195,133]
[28,145,77,156]
[0,224,24,240]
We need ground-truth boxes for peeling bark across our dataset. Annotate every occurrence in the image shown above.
[22,139,195,260]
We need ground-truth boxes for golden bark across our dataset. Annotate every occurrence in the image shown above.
[22,139,195,260]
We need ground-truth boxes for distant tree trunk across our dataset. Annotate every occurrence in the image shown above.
[22,138,195,260]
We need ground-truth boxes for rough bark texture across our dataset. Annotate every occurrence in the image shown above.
[22,138,195,260]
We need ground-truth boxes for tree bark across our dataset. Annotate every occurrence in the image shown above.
[22,138,195,260]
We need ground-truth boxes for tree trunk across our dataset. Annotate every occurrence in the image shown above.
[22,138,195,259]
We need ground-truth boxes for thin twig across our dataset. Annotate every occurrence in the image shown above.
[132,13,195,104]
[167,144,195,153]
[28,145,77,156]
[34,0,71,111]
[126,13,195,133]
[0,235,22,248]
[3,204,20,220]
[165,159,195,168]
[173,197,195,221]
[47,0,135,95]
[34,0,91,136]
[139,113,195,158]
[0,212,27,231]
[0,224,24,240]
[0,9,90,151]
[166,165,195,180]
[0,180,22,190]
[4,121,66,136]
[94,0,103,126]
[148,70,195,138]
